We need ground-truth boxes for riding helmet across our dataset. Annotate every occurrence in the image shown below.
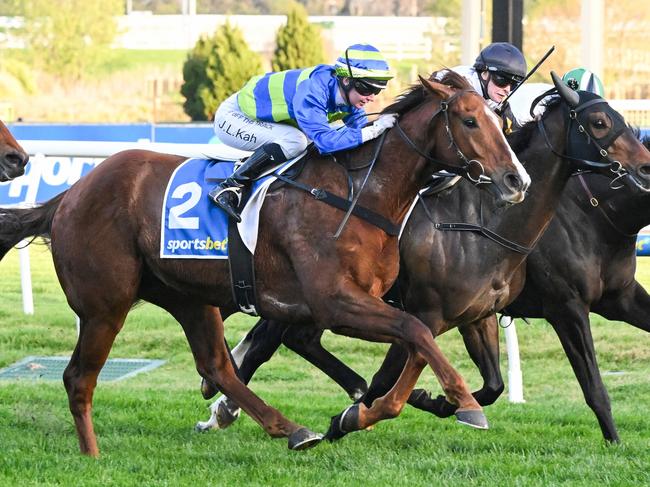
[562,68,605,97]
[334,43,394,89]
[473,42,527,82]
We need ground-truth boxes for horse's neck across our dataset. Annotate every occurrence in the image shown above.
[359,133,430,225]
[487,118,574,258]
[577,174,650,235]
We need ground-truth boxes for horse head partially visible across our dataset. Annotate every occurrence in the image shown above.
[382,70,530,206]
[532,72,650,192]
[0,120,28,181]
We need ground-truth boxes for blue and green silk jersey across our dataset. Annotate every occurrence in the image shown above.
[236,64,367,154]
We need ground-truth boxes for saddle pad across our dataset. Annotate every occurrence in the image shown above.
[160,157,297,259]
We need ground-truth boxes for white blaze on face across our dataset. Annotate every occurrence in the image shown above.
[483,104,531,189]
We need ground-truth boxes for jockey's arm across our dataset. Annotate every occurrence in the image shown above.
[294,86,364,154]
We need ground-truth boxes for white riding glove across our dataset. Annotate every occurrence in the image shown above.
[361,113,398,143]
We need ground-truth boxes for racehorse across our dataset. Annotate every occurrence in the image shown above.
[194,74,650,441]
[451,161,650,443]
[0,72,531,456]
[0,120,28,181]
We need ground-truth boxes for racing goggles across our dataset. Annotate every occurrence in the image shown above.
[353,79,384,96]
[490,72,520,89]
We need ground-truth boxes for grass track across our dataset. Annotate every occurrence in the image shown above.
[1,244,649,486]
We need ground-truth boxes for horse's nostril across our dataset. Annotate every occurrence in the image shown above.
[639,165,650,178]
[5,150,28,167]
[505,172,522,191]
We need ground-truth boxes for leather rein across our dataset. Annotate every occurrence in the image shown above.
[422,93,632,255]
[275,88,493,237]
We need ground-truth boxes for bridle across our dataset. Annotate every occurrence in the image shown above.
[534,89,630,189]
[393,89,492,185]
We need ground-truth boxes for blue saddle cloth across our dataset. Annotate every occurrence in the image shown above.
[160,158,271,259]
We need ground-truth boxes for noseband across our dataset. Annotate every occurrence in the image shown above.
[393,90,492,185]
[536,90,629,189]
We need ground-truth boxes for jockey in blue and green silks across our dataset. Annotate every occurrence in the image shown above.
[208,43,397,222]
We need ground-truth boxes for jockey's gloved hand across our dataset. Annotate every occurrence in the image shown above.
[361,113,398,143]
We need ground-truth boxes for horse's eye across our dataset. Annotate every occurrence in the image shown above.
[592,119,606,128]
[463,118,478,128]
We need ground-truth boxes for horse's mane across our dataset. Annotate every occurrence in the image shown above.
[381,70,472,116]
[630,126,650,150]
[507,96,563,153]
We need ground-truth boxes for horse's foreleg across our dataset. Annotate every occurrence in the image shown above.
[319,291,483,438]
[361,343,408,406]
[197,318,286,431]
[460,315,504,405]
[547,303,620,443]
[326,348,426,441]
[409,315,505,417]
[281,324,368,400]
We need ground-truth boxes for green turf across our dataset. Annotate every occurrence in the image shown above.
[1,244,649,486]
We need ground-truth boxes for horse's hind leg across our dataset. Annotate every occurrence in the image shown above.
[142,287,322,450]
[63,308,131,456]
[282,324,368,400]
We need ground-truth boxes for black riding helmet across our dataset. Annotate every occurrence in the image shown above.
[474,42,527,81]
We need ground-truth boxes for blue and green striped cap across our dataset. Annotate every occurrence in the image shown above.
[334,44,393,81]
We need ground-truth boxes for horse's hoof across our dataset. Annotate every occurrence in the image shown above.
[288,428,323,451]
[215,399,241,429]
[455,409,489,430]
[324,404,359,442]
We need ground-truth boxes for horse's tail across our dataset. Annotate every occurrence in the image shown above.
[0,191,66,260]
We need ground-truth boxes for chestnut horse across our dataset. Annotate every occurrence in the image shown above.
[0,120,28,181]
[195,74,650,441]
[0,72,530,456]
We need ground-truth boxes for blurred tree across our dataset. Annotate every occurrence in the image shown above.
[180,34,215,121]
[131,0,181,14]
[12,0,123,81]
[272,4,325,71]
[181,22,262,121]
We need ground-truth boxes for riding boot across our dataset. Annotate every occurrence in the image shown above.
[208,143,287,222]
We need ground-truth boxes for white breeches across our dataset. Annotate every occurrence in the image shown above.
[213,94,309,159]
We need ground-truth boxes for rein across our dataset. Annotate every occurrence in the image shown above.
[418,192,533,254]
[576,173,638,238]
[394,91,492,185]
[274,87,497,238]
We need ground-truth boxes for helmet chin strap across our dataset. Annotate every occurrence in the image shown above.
[338,77,353,106]
[478,71,490,100]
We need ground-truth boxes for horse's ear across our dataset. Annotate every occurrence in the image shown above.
[419,75,455,100]
[551,70,579,108]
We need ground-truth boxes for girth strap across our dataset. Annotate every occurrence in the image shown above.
[273,172,401,236]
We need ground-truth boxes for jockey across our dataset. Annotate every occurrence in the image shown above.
[208,43,397,222]
[448,42,527,133]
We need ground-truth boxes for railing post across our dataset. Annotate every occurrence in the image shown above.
[502,316,525,403]
[19,242,34,315]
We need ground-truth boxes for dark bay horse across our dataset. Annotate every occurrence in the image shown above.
[0,72,530,456]
[454,165,650,443]
[195,74,650,441]
[0,120,28,181]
